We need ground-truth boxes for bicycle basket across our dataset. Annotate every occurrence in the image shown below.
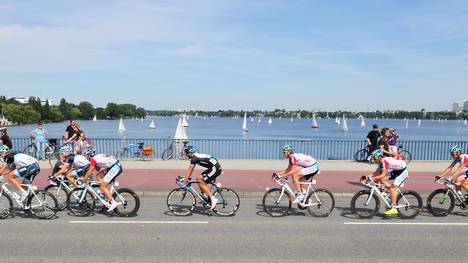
[143,146,153,156]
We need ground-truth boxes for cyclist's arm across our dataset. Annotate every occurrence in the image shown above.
[183,165,195,184]
[450,163,466,180]
[53,163,70,177]
[278,164,295,177]
[82,166,96,182]
[372,168,387,181]
[441,162,456,178]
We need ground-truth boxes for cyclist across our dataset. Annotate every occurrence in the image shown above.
[65,152,91,187]
[49,145,73,184]
[277,145,319,204]
[368,149,408,216]
[0,145,40,202]
[440,146,468,194]
[82,148,122,212]
[182,146,221,210]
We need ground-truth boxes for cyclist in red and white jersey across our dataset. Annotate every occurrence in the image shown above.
[441,146,468,193]
[277,145,319,204]
[368,149,409,216]
[82,148,123,212]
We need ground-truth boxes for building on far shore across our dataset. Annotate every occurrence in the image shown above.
[464,100,468,112]
[9,96,54,106]
[453,102,461,112]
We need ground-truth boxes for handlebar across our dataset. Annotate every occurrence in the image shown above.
[434,176,453,186]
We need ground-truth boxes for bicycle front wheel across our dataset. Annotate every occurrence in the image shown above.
[67,188,96,217]
[213,188,240,217]
[397,190,422,219]
[44,184,69,211]
[354,149,369,162]
[350,190,380,219]
[167,188,196,216]
[0,193,13,219]
[262,188,292,217]
[27,191,58,220]
[161,148,173,160]
[426,189,455,217]
[306,189,335,217]
[113,188,140,217]
[400,150,412,164]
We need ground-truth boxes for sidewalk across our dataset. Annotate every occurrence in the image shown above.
[34,160,451,196]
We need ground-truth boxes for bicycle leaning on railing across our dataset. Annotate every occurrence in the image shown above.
[426,173,468,217]
[167,176,240,216]
[350,175,422,219]
[0,176,58,219]
[115,142,156,160]
[161,139,189,160]
[23,138,61,168]
[262,173,335,217]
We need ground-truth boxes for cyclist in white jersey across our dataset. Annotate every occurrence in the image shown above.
[441,146,468,193]
[0,145,40,202]
[65,154,91,187]
[368,149,409,216]
[277,145,319,204]
[82,148,122,212]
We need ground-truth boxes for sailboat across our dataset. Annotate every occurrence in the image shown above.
[182,115,189,127]
[290,116,293,122]
[341,114,349,132]
[418,119,421,127]
[148,119,156,129]
[311,114,318,129]
[465,119,467,126]
[337,117,341,126]
[405,119,409,129]
[268,117,273,125]
[92,115,97,122]
[118,118,126,132]
[360,117,366,127]
[242,113,248,132]
[258,117,262,124]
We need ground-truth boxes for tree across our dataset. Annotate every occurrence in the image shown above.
[95,107,107,119]
[41,100,51,121]
[49,107,64,122]
[69,107,82,119]
[106,103,120,118]
[58,98,71,119]
[78,101,95,119]
[135,107,147,118]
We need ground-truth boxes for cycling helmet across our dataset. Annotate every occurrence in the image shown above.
[59,145,72,154]
[84,147,96,156]
[450,145,462,154]
[371,149,384,160]
[184,146,197,154]
[0,145,10,154]
[282,145,295,153]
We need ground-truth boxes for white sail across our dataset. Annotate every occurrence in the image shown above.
[418,119,421,127]
[360,118,366,127]
[258,117,262,124]
[118,118,126,132]
[337,117,341,126]
[405,119,409,129]
[290,116,293,122]
[465,119,467,126]
[268,117,273,125]
[242,113,248,132]
[311,114,318,128]
[182,115,189,127]
[92,115,97,122]
[148,119,156,129]
[174,117,188,140]
[341,114,348,132]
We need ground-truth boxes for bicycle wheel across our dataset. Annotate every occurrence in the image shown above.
[115,149,128,160]
[397,190,422,219]
[400,150,412,164]
[426,189,455,217]
[306,189,335,217]
[350,190,380,219]
[44,184,69,211]
[354,149,369,162]
[113,188,140,217]
[67,188,96,217]
[27,191,58,220]
[161,148,173,160]
[262,188,292,217]
[23,145,37,157]
[47,152,59,168]
[213,188,240,217]
[0,193,13,219]
[167,188,196,216]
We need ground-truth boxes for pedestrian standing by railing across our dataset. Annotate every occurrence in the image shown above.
[64,120,83,144]
[379,127,394,157]
[31,122,48,160]
[0,128,12,150]
[366,124,381,158]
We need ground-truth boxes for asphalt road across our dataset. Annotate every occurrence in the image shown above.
[1,197,468,263]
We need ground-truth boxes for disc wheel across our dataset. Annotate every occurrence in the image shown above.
[262,188,292,217]
[306,189,335,217]
[167,188,196,216]
[426,189,455,217]
[397,190,423,219]
[27,191,58,220]
[350,190,380,219]
[67,188,96,217]
[213,188,240,217]
[44,184,69,211]
[113,188,140,217]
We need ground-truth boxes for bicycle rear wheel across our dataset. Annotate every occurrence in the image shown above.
[350,190,380,219]
[27,191,58,220]
[161,148,173,160]
[354,149,369,162]
[44,184,69,211]
[306,189,335,217]
[23,145,37,156]
[426,189,455,217]
[262,188,292,217]
[167,188,195,216]
[399,150,412,164]
[397,190,422,219]
[113,188,140,217]
[0,193,13,219]
[213,188,240,217]
[67,188,96,217]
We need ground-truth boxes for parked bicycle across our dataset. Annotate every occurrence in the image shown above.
[355,144,412,164]
[66,179,140,217]
[167,176,240,216]
[0,176,58,219]
[262,173,335,217]
[115,142,155,160]
[161,139,189,160]
[426,174,468,217]
[396,145,412,164]
[350,176,422,219]
[23,138,61,168]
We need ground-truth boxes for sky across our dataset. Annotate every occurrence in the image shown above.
[0,0,467,111]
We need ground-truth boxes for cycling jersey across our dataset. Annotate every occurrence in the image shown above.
[90,154,118,169]
[11,153,38,169]
[454,154,468,167]
[72,154,90,169]
[289,153,317,168]
[379,157,406,171]
[190,153,219,168]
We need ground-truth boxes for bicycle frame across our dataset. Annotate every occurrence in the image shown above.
[270,176,323,208]
[434,176,465,203]
[0,179,45,210]
[181,181,221,205]
[360,179,410,209]
[74,181,125,205]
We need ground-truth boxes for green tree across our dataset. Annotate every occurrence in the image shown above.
[78,101,95,119]
[69,107,82,119]
[135,107,147,118]
[41,100,51,121]
[49,107,64,122]
[95,107,107,119]
[106,103,120,118]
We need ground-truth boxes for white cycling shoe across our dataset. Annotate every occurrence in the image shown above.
[210,197,219,210]
[107,200,121,212]
[292,194,305,204]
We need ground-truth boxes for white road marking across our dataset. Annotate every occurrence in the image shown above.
[344,222,468,226]
[70,221,209,224]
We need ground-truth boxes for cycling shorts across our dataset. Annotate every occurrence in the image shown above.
[14,163,41,184]
[300,163,319,181]
[71,165,90,178]
[388,168,409,187]
[102,162,123,184]
[202,164,222,183]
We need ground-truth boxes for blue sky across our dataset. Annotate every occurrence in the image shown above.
[0,0,467,111]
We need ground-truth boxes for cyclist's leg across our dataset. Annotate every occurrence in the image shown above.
[198,167,221,198]
[197,174,211,197]
[7,169,24,191]
[455,175,465,192]
[391,170,409,205]
[461,171,468,192]
[100,163,122,201]
[298,165,319,193]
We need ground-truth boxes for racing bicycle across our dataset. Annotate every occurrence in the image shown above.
[426,174,468,217]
